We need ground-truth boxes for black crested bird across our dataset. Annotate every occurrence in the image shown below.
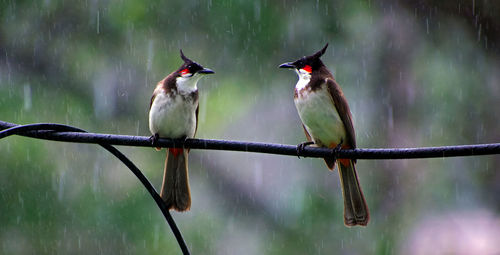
[279,44,369,226]
[149,50,214,211]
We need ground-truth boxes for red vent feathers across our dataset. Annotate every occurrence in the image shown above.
[169,148,183,158]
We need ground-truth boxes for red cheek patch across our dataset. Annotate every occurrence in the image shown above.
[181,69,190,75]
[302,65,312,73]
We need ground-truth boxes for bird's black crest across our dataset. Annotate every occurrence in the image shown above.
[311,43,328,59]
[180,49,193,64]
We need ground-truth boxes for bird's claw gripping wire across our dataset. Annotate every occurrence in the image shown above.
[296,141,314,158]
[150,133,160,149]
[330,140,343,164]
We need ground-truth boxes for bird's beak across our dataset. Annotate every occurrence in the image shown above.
[198,68,215,74]
[279,62,295,69]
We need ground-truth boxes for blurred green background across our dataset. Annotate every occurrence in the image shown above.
[1,0,500,254]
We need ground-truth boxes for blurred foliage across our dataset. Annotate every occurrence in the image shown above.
[1,0,500,254]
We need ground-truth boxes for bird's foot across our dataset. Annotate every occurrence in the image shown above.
[149,133,161,150]
[173,135,189,149]
[149,133,159,146]
[330,140,343,163]
[296,141,314,158]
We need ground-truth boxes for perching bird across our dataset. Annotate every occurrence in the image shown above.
[149,50,214,211]
[279,44,369,226]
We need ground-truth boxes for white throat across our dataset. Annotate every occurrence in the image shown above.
[176,73,202,93]
[295,69,311,91]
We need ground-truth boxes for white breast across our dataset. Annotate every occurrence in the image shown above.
[294,81,346,147]
[149,91,198,139]
[296,76,310,91]
[295,68,311,90]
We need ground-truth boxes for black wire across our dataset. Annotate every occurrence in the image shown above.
[1,120,499,160]
[1,120,499,254]
[0,123,190,255]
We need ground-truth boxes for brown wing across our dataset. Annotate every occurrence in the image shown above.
[150,79,165,110]
[194,104,199,137]
[185,104,199,154]
[325,78,356,149]
[302,124,313,142]
[149,93,156,110]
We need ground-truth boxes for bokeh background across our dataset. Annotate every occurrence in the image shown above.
[1,0,500,254]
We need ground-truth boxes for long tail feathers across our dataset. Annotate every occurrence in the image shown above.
[338,160,369,226]
[160,148,191,211]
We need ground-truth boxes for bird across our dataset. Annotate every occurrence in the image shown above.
[149,49,214,211]
[279,43,369,226]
